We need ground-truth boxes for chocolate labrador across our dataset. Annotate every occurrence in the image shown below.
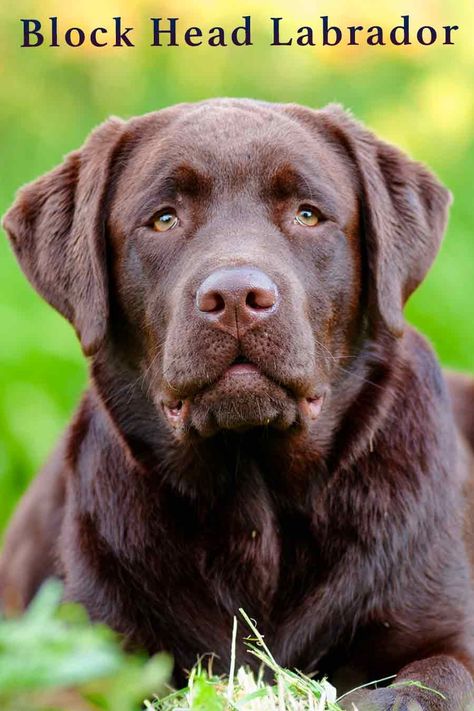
[1,99,474,710]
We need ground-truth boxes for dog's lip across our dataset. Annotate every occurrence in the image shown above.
[160,362,264,412]
[162,398,188,426]
[299,393,325,420]
[161,361,325,408]
[223,362,261,376]
[161,375,326,432]
[160,355,326,429]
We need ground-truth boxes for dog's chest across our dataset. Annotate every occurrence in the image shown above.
[151,482,326,627]
[77,454,348,667]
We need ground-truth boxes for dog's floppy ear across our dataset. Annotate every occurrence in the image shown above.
[317,104,451,336]
[2,117,126,356]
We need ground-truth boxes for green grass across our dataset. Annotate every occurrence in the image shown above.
[0,580,172,711]
[0,582,343,711]
[154,612,342,711]
[0,580,348,711]
[0,581,443,711]
[152,612,443,711]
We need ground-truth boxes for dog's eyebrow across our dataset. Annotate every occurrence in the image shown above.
[163,165,212,198]
[137,165,212,216]
[267,165,339,215]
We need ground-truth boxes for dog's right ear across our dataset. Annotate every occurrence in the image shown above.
[2,118,126,356]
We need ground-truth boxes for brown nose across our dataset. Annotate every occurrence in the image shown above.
[196,267,278,339]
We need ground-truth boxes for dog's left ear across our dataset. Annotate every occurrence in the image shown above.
[293,104,451,337]
[2,117,126,356]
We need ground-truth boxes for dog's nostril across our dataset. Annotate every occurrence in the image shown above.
[246,288,276,311]
[197,290,226,314]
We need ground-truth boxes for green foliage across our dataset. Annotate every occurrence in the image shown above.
[0,582,443,711]
[0,580,172,711]
[151,613,342,711]
[0,584,342,711]
[151,612,442,710]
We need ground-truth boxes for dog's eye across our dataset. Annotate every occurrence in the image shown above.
[295,207,319,227]
[152,210,178,232]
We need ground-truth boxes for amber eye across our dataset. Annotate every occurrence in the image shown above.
[152,210,178,232]
[295,206,319,227]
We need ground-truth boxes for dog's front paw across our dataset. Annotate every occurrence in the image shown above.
[339,687,427,711]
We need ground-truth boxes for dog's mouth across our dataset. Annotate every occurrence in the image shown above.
[224,353,259,374]
[161,354,324,438]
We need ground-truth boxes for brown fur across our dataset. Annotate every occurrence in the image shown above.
[1,99,474,710]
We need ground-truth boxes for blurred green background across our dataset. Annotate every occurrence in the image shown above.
[0,0,473,533]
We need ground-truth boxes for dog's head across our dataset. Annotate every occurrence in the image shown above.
[3,99,450,439]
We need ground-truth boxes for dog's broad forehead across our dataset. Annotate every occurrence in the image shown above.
[115,99,358,222]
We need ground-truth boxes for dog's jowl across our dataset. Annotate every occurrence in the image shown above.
[2,99,474,710]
